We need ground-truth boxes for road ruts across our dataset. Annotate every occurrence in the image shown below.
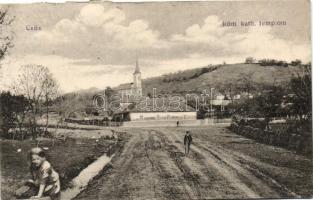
[75,127,301,200]
[75,129,214,200]
[162,128,300,198]
[145,130,203,200]
[156,129,257,199]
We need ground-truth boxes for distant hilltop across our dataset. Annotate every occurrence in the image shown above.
[142,62,306,96]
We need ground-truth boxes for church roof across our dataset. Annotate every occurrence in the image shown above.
[115,83,133,90]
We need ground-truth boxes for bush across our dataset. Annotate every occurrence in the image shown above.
[2,130,32,140]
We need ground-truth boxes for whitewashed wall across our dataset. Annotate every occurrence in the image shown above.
[129,112,197,121]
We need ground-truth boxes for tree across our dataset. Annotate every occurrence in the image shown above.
[245,57,255,64]
[237,72,256,96]
[105,87,115,98]
[12,65,58,138]
[257,86,285,129]
[0,7,14,82]
[42,73,58,133]
[291,59,302,66]
[219,81,241,103]
[104,87,119,116]
[287,64,311,120]
[0,92,28,137]
[230,85,285,130]
[258,58,288,67]
[0,7,14,61]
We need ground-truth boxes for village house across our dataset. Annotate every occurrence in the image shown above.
[210,92,231,111]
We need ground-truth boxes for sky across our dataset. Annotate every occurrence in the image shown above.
[0,1,311,93]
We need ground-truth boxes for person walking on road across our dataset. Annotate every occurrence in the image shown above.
[184,131,192,156]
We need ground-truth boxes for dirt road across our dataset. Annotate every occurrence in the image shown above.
[75,126,312,200]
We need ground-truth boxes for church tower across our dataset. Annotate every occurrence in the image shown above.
[133,59,142,96]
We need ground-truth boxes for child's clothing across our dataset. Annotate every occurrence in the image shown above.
[16,160,60,199]
[31,160,60,193]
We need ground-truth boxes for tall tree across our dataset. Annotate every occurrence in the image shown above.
[43,72,58,133]
[12,65,58,138]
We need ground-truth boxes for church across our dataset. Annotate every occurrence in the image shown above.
[112,60,197,123]
[115,60,142,101]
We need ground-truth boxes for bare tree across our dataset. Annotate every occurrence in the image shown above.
[12,65,58,138]
[0,7,14,82]
[0,7,14,61]
[43,73,58,133]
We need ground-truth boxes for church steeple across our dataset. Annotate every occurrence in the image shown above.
[134,59,140,74]
[133,58,142,96]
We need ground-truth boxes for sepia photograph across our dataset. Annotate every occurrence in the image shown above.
[0,1,312,199]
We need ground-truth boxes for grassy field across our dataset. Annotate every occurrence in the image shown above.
[1,136,118,200]
[142,63,302,94]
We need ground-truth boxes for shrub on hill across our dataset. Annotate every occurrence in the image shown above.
[161,65,220,83]
[258,59,288,67]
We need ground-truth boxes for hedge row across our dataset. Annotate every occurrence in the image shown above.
[229,122,312,155]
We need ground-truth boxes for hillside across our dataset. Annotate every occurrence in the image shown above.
[56,63,304,116]
[142,63,303,95]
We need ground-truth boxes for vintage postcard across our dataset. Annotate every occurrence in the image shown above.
[0,1,312,199]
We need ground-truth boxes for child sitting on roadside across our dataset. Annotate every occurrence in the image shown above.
[16,147,61,200]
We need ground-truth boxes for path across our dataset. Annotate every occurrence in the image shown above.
[74,126,312,199]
